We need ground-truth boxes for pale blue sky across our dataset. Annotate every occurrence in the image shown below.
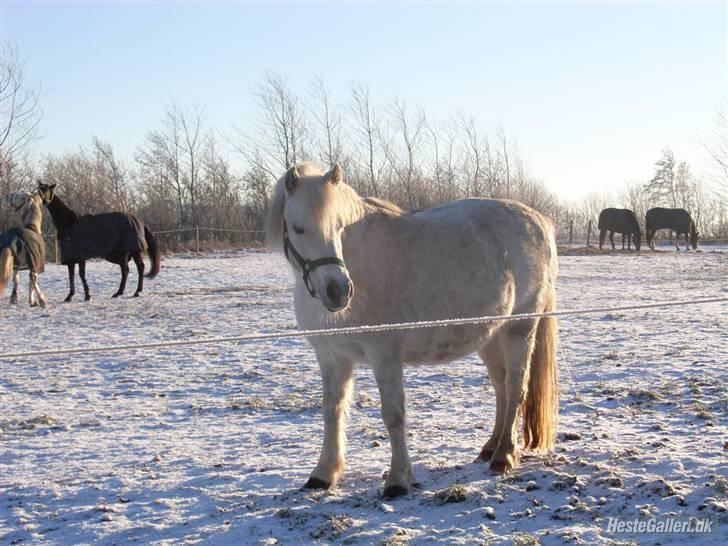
[2,1,726,199]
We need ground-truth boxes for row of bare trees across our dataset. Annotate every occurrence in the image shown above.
[2,47,727,244]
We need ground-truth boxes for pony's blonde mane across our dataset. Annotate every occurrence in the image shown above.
[21,193,43,233]
[266,162,365,248]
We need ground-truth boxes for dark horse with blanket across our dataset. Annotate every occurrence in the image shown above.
[645,208,699,251]
[598,208,642,251]
[37,182,160,301]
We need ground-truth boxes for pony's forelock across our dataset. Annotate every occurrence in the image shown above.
[265,163,363,248]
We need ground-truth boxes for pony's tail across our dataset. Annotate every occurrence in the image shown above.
[0,247,14,297]
[521,285,559,451]
[144,226,160,278]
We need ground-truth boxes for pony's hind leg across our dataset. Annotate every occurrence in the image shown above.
[489,320,538,473]
[29,271,46,308]
[306,350,354,490]
[131,252,145,297]
[112,256,129,298]
[78,260,91,300]
[10,270,19,304]
[477,337,506,462]
[28,272,37,307]
[372,358,412,498]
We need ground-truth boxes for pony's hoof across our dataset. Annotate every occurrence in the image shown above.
[476,448,494,462]
[9,298,18,305]
[30,302,38,308]
[303,477,330,490]
[64,296,73,303]
[111,293,121,299]
[489,460,513,474]
[133,292,141,298]
[382,485,409,499]
[84,296,91,301]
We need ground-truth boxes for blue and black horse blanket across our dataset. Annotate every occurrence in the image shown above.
[0,227,46,273]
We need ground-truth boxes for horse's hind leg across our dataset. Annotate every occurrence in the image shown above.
[489,320,537,473]
[609,231,615,249]
[10,270,19,304]
[112,257,129,298]
[372,358,412,498]
[29,271,46,308]
[305,350,354,490]
[78,260,91,301]
[477,337,506,462]
[28,272,37,307]
[131,252,145,297]
[65,263,76,302]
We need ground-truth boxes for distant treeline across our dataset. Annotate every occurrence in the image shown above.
[2,69,727,243]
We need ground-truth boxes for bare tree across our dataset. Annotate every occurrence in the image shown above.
[308,75,343,167]
[645,149,677,207]
[349,82,388,196]
[0,44,43,175]
[385,97,427,208]
[494,122,511,199]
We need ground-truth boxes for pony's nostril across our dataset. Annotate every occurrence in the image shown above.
[326,281,341,304]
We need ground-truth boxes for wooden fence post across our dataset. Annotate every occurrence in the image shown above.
[569,220,574,244]
[586,220,592,247]
[195,226,200,254]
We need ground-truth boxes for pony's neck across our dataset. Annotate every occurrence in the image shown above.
[22,203,43,234]
[46,195,78,232]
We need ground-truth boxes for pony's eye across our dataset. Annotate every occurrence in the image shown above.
[292,226,304,235]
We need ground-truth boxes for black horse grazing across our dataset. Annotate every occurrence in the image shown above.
[37,183,160,301]
[597,208,642,251]
[645,208,699,251]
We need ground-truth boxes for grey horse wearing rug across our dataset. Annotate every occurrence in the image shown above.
[0,192,47,307]
[266,162,559,498]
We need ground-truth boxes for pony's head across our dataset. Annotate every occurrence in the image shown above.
[3,191,34,212]
[37,181,57,205]
[266,162,358,313]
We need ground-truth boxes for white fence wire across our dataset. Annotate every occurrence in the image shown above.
[1,297,725,360]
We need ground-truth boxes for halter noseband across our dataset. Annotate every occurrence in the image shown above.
[283,222,346,298]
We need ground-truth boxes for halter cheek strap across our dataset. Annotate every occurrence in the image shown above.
[283,222,346,298]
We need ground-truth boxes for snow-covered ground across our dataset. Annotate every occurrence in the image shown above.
[1,248,726,545]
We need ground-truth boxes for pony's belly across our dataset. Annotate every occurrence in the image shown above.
[400,324,491,365]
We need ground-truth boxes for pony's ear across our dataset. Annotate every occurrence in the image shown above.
[285,166,300,193]
[325,164,342,185]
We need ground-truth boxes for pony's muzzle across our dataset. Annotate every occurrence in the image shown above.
[322,275,353,312]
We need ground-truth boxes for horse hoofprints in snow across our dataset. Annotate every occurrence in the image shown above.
[598,208,642,251]
[37,182,160,301]
[266,162,559,498]
[645,207,699,251]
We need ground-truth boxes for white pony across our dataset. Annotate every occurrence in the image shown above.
[266,163,559,498]
[1,191,47,307]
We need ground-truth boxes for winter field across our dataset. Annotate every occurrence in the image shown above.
[1,247,726,545]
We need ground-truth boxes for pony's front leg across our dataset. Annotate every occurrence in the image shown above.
[305,352,354,490]
[10,270,19,304]
[372,359,412,498]
[64,263,76,302]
